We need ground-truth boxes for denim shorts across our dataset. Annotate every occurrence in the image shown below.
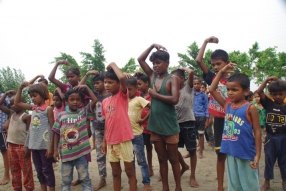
[178,121,196,152]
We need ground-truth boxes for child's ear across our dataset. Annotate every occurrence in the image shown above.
[166,60,170,67]
[244,88,250,96]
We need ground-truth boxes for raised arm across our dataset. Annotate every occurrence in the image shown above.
[29,74,44,85]
[15,82,33,110]
[74,85,97,108]
[256,76,278,101]
[0,90,15,116]
[196,36,219,74]
[107,62,127,93]
[79,70,99,85]
[48,60,69,89]
[180,67,194,88]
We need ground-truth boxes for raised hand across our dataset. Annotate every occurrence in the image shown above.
[20,81,30,89]
[179,67,193,73]
[134,71,144,77]
[5,90,16,95]
[152,44,167,51]
[86,70,99,76]
[266,76,278,83]
[123,73,132,79]
[205,36,219,43]
[73,85,88,90]
[56,60,70,66]
[221,63,237,73]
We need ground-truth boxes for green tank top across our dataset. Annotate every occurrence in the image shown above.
[147,74,180,136]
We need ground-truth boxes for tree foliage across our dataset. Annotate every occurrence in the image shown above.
[121,58,139,74]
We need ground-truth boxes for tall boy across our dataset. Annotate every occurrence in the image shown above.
[101,63,136,191]
[196,36,229,191]
[257,77,286,191]
[138,44,181,191]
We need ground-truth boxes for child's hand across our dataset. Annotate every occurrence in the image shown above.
[137,118,144,125]
[45,147,53,158]
[249,155,260,169]
[20,82,30,89]
[148,84,158,98]
[56,60,70,66]
[86,70,99,76]
[221,63,237,73]
[123,73,132,79]
[23,147,31,158]
[106,62,116,71]
[5,90,16,95]
[73,85,88,90]
[134,71,144,77]
[101,141,107,154]
[204,119,209,128]
[179,67,193,73]
[266,76,278,83]
[37,74,45,79]
[152,44,167,51]
[53,150,60,162]
[205,36,219,43]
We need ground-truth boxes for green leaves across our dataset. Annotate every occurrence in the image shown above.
[121,58,139,74]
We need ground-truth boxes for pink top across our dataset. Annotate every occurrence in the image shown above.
[53,104,65,120]
[102,90,134,145]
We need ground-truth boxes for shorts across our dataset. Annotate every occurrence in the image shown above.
[0,132,8,151]
[195,116,206,134]
[178,121,196,152]
[150,132,179,144]
[107,140,134,163]
[143,133,152,145]
[214,117,225,154]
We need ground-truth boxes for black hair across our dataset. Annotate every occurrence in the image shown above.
[104,68,119,82]
[126,77,138,86]
[193,77,202,83]
[92,73,105,82]
[53,92,63,102]
[268,80,286,93]
[28,84,49,100]
[171,69,185,78]
[136,73,150,85]
[65,67,80,76]
[38,78,48,85]
[245,91,254,100]
[211,49,229,62]
[149,50,170,62]
[64,89,84,102]
[227,73,250,90]
[201,82,207,88]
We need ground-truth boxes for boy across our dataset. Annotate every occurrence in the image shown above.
[196,36,229,191]
[101,62,136,191]
[126,77,151,191]
[138,44,181,191]
[80,70,110,191]
[209,63,261,191]
[0,91,10,186]
[171,68,199,187]
[257,77,286,191]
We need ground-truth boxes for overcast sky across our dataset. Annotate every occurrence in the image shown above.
[0,0,286,90]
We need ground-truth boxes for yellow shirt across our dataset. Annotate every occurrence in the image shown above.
[128,97,149,136]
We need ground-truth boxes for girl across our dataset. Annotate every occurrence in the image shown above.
[15,82,55,191]
[253,91,266,131]
[53,88,65,119]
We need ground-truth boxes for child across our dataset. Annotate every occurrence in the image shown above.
[135,72,154,176]
[256,77,286,191]
[196,36,229,191]
[53,88,65,119]
[126,77,151,191]
[0,90,34,190]
[138,44,181,191]
[101,62,136,191]
[253,91,266,132]
[193,77,209,159]
[245,91,254,102]
[171,68,199,187]
[15,82,55,191]
[209,64,261,191]
[53,85,97,191]
[79,70,110,191]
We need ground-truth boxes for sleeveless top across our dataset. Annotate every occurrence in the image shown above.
[221,102,256,160]
[7,113,28,145]
[147,74,180,136]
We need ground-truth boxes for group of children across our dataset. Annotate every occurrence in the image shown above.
[0,36,285,191]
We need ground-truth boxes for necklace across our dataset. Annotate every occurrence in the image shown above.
[227,101,247,121]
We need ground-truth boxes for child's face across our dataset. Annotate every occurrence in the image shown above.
[66,71,80,87]
[10,97,22,113]
[127,84,137,99]
[30,92,44,105]
[253,93,260,103]
[211,58,229,74]
[270,91,286,104]
[137,79,148,93]
[104,78,120,95]
[193,80,201,91]
[94,80,105,93]
[67,93,82,112]
[248,95,254,102]
[53,96,62,109]
[226,82,249,103]
[152,59,169,75]
[201,85,206,93]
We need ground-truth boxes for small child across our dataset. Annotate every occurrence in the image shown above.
[126,77,151,191]
[53,85,97,190]
[52,88,65,119]
[209,64,261,191]
[15,82,55,191]
[256,77,286,191]
[101,63,136,191]
[0,90,34,190]
[253,91,266,132]
[245,91,254,102]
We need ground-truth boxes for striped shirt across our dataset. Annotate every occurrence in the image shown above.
[52,103,94,162]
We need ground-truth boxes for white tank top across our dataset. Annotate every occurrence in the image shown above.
[7,113,28,145]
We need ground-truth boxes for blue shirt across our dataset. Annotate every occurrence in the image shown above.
[0,92,10,132]
[193,91,209,117]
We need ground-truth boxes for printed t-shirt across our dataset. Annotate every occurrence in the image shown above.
[203,70,228,118]
[128,96,149,136]
[93,91,110,130]
[0,92,10,132]
[102,90,134,145]
[52,103,94,162]
[141,94,151,134]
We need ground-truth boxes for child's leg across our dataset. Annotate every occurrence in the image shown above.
[206,124,215,148]
[61,160,74,191]
[8,144,22,190]
[110,162,122,191]
[19,145,34,191]
[189,150,198,187]
[177,151,189,176]
[0,132,9,185]
[276,134,286,191]
[143,133,153,176]
[177,126,190,176]
[124,161,137,191]
[74,155,92,191]
[32,150,47,190]
[197,117,206,158]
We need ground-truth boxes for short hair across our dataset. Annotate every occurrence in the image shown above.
[201,82,207,88]
[171,69,185,78]
[136,73,150,85]
[211,49,229,62]
[268,80,286,93]
[228,73,250,89]
[193,77,202,83]
[104,68,119,82]
[92,73,105,82]
[126,77,137,86]
[28,84,49,100]
[64,89,84,102]
[149,50,170,62]
[53,92,63,102]
[38,78,48,85]
[65,67,80,76]
[245,91,254,100]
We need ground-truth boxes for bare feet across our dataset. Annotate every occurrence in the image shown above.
[275,161,279,167]
[93,179,106,191]
[71,179,82,186]
[158,175,162,182]
[260,179,270,191]
[181,164,189,176]
[143,184,151,191]
[198,151,204,159]
[149,168,154,177]
[52,162,58,168]
[190,178,199,188]
[0,177,9,185]
[183,153,190,158]
[207,141,211,146]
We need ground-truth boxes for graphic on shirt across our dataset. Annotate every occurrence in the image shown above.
[62,126,79,143]
[95,101,105,122]
[209,79,228,115]
[266,112,286,133]
[106,103,116,118]
[222,120,240,141]
[32,115,41,130]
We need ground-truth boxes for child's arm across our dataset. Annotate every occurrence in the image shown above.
[137,43,167,81]
[0,90,15,116]
[22,114,32,158]
[196,36,219,74]
[107,62,127,93]
[248,104,261,169]
[15,82,33,110]
[79,70,99,85]
[256,76,278,101]
[48,60,70,89]
[46,107,54,159]
[101,124,107,154]
[54,88,65,102]
[74,85,97,108]
[53,133,60,162]
[180,67,194,88]
[28,74,44,85]
[138,112,150,125]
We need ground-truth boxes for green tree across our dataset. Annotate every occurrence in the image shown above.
[121,58,139,74]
